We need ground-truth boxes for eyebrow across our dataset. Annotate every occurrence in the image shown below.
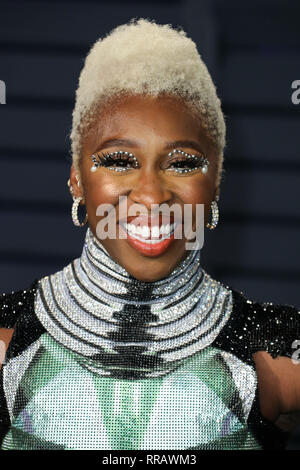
[95,138,205,154]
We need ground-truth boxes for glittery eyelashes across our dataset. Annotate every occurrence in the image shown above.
[90,151,139,173]
[164,149,209,174]
[90,149,209,174]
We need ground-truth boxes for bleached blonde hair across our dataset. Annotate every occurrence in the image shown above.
[70,18,226,187]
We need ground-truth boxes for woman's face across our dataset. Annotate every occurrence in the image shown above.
[70,94,219,281]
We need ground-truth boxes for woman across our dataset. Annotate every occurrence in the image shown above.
[0,18,299,450]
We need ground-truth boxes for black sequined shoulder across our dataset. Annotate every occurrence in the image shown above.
[0,279,47,363]
[0,279,39,329]
[214,287,300,362]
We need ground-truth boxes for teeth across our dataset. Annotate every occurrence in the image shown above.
[127,223,136,234]
[141,226,150,238]
[151,226,160,238]
[123,222,176,243]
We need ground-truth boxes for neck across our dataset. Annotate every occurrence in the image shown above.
[34,226,233,379]
[81,226,202,305]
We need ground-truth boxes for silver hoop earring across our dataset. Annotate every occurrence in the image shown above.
[206,200,219,230]
[72,196,88,227]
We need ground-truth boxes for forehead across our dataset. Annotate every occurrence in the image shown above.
[81,93,213,153]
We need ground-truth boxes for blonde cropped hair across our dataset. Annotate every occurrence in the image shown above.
[70,18,226,186]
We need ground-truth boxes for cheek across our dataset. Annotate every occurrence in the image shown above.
[85,176,123,208]
[178,179,211,204]
[177,179,213,226]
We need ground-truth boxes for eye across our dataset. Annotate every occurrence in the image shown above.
[160,149,209,174]
[90,151,139,173]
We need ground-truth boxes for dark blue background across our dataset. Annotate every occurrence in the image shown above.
[0,0,300,450]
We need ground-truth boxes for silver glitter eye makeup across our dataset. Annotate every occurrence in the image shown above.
[161,149,210,174]
[89,149,209,174]
[90,151,139,173]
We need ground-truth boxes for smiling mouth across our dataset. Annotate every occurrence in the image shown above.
[120,221,177,243]
[117,215,183,257]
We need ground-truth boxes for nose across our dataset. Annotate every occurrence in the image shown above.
[129,169,173,210]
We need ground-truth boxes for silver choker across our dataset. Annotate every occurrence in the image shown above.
[34,227,233,378]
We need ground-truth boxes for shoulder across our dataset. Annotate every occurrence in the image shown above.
[0,279,39,328]
[214,282,300,362]
[233,287,300,359]
[0,278,47,362]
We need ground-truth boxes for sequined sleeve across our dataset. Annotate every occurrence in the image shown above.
[214,289,300,363]
[247,300,300,360]
[220,289,300,360]
[0,280,39,329]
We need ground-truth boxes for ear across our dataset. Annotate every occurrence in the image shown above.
[69,165,84,201]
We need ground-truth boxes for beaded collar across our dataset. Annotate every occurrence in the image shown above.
[34,227,233,378]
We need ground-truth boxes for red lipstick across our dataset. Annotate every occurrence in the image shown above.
[125,230,176,257]
[118,217,181,257]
